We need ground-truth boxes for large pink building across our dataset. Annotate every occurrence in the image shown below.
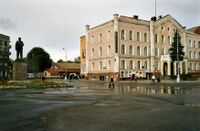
[82,14,200,80]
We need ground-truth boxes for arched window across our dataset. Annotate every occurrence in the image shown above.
[129,45,133,55]
[99,47,102,56]
[129,31,133,40]
[121,29,125,40]
[99,33,102,43]
[144,33,147,42]
[144,47,147,56]
[144,61,147,70]
[107,45,111,55]
[100,61,103,70]
[189,51,192,59]
[137,46,141,56]
[121,60,125,69]
[91,48,94,57]
[161,35,164,44]
[155,48,159,56]
[130,60,133,69]
[121,44,125,54]
[92,62,94,70]
[108,61,111,69]
[137,32,140,41]
[137,61,140,69]
[194,51,196,59]
[155,34,158,43]
[107,30,111,41]
[168,36,171,45]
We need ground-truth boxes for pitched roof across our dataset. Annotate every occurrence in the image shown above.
[187,26,200,35]
[54,62,80,70]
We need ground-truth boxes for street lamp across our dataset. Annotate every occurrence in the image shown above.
[63,48,67,80]
[176,31,180,83]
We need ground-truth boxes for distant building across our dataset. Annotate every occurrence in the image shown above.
[81,14,200,80]
[0,34,11,80]
[80,36,86,77]
[44,62,80,78]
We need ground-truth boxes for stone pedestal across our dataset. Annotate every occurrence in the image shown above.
[13,62,27,80]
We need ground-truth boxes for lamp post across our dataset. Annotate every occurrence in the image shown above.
[176,32,180,83]
[63,48,67,80]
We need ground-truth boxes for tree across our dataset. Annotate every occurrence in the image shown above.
[169,30,185,62]
[27,47,52,73]
[74,56,80,63]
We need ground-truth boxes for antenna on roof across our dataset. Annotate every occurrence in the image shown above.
[155,0,157,17]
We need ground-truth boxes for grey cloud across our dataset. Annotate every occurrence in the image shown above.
[0,18,17,30]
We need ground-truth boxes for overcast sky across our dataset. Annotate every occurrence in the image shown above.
[0,0,199,62]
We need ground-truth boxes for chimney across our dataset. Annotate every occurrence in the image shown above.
[113,14,119,20]
[133,15,138,19]
[151,16,157,21]
[85,25,90,31]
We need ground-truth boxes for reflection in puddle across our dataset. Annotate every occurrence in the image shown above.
[116,86,199,95]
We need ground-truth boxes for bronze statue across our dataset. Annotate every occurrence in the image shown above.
[15,37,24,59]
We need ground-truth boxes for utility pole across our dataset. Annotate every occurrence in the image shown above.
[63,48,67,80]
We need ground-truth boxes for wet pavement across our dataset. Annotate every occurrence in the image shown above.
[0,80,200,131]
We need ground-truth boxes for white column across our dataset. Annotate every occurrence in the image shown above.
[85,25,90,76]
[150,20,155,72]
[161,61,163,75]
[114,14,119,74]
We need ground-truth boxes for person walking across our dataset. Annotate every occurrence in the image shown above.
[109,77,115,88]
[152,75,155,83]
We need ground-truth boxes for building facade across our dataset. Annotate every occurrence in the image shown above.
[0,34,11,80]
[81,14,200,80]
[80,36,87,77]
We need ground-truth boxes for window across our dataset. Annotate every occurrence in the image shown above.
[129,31,133,40]
[194,51,196,59]
[189,51,192,59]
[156,61,159,70]
[121,60,125,69]
[137,46,141,56]
[130,60,133,69]
[91,48,94,57]
[91,36,94,44]
[193,40,196,48]
[199,52,200,59]
[82,49,86,58]
[92,62,94,70]
[100,61,103,70]
[168,36,171,45]
[199,41,200,48]
[129,45,133,55]
[144,47,148,56]
[161,35,165,44]
[99,33,102,43]
[99,47,102,56]
[189,40,192,47]
[107,45,111,55]
[155,34,158,43]
[161,48,164,55]
[107,31,111,41]
[144,61,147,70]
[144,33,147,42]
[108,61,111,69]
[155,48,159,56]
[137,61,140,69]
[121,29,125,40]
[137,32,140,41]
[121,44,125,54]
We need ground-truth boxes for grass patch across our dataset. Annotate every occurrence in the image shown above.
[0,80,69,89]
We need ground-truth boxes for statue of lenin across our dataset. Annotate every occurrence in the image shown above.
[15,37,24,60]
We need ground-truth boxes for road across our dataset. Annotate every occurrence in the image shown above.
[0,80,200,131]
